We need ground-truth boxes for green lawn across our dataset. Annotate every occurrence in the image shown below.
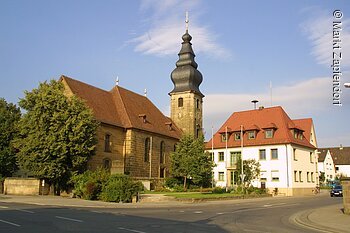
[163,192,243,199]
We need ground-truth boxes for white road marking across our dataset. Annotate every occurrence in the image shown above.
[179,210,185,213]
[194,211,203,214]
[0,206,8,209]
[118,227,146,233]
[263,204,272,207]
[216,212,224,215]
[55,216,83,223]
[90,210,102,214]
[16,209,35,214]
[0,219,21,227]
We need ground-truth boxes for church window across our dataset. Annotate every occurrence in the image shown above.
[144,138,150,162]
[103,158,111,171]
[160,141,165,164]
[160,168,165,178]
[104,134,111,152]
[178,98,183,107]
[196,99,200,109]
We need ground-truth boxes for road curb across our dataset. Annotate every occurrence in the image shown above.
[290,209,341,233]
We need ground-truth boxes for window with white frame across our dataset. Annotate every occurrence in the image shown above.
[218,152,224,162]
[259,149,266,160]
[265,129,273,138]
[271,149,278,160]
[218,172,224,181]
[271,170,279,182]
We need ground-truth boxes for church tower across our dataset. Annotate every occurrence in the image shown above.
[169,13,204,138]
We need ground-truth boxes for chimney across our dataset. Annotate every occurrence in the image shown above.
[251,100,258,110]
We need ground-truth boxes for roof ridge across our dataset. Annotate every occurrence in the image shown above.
[61,75,111,94]
[277,107,293,143]
[111,86,132,127]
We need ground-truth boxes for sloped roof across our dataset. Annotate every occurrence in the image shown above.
[61,75,181,139]
[206,106,316,149]
[318,147,350,165]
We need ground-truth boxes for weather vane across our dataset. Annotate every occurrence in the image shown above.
[185,11,189,31]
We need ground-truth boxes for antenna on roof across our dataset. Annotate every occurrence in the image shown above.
[115,76,119,86]
[185,11,189,32]
[270,81,272,106]
[251,100,258,110]
[144,88,147,97]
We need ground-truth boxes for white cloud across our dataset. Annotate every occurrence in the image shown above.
[131,0,231,58]
[301,9,350,68]
[203,77,331,136]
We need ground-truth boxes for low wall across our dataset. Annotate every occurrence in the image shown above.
[341,177,350,215]
[4,178,41,195]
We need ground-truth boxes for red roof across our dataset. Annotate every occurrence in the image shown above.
[206,106,316,149]
[61,75,181,139]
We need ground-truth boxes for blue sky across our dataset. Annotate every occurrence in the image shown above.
[0,0,349,147]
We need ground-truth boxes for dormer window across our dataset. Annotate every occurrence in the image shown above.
[265,129,273,138]
[248,131,256,139]
[234,132,241,141]
[221,134,227,142]
[138,114,147,123]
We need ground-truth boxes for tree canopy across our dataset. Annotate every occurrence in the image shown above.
[0,98,21,177]
[170,134,214,189]
[237,158,261,187]
[14,80,98,194]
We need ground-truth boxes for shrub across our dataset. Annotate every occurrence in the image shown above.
[212,187,225,194]
[164,177,183,188]
[70,168,110,200]
[100,174,144,203]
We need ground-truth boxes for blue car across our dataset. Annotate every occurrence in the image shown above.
[330,185,343,197]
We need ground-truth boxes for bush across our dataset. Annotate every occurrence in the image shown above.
[164,177,183,188]
[100,174,143,203]
[70,168,110,200]
[212,187,225,194]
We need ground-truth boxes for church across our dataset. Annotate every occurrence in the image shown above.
[61,23,204,181]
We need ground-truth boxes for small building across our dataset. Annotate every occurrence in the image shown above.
[206,106,318,196]
[318,149,336,182]
[319,146,350,179]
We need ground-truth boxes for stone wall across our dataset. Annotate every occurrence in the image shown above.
[341,177,350,215]
[4,178,40,195]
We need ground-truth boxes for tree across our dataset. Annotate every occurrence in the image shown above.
[237,158,261,187]
[0,98,21,177]
[170,134,214,190]
[14,80,98,195]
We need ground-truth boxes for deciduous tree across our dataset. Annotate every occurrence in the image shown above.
[0,98,21,177]
[170,134,214,190]
[14,80,98,194]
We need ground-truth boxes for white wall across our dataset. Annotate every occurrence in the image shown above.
[209,144,317,190]
[336,165,350,178]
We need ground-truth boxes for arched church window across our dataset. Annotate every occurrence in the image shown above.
[160,141,165,164]
[104,134,111,152]
[196,99,200,109]
[178,98,183,107]
[144,138,150,162]
[103,158,111,171]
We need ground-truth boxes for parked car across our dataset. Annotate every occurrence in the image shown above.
[330,185,343,197]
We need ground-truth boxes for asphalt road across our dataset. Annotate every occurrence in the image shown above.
[0,194,342,233]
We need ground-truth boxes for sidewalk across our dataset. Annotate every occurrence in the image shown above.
[0,194,181,208]
[291,203,350,233]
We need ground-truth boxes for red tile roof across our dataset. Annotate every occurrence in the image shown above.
[206,106,316,149]
[61,75,182,139]
[318,147,350,165]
